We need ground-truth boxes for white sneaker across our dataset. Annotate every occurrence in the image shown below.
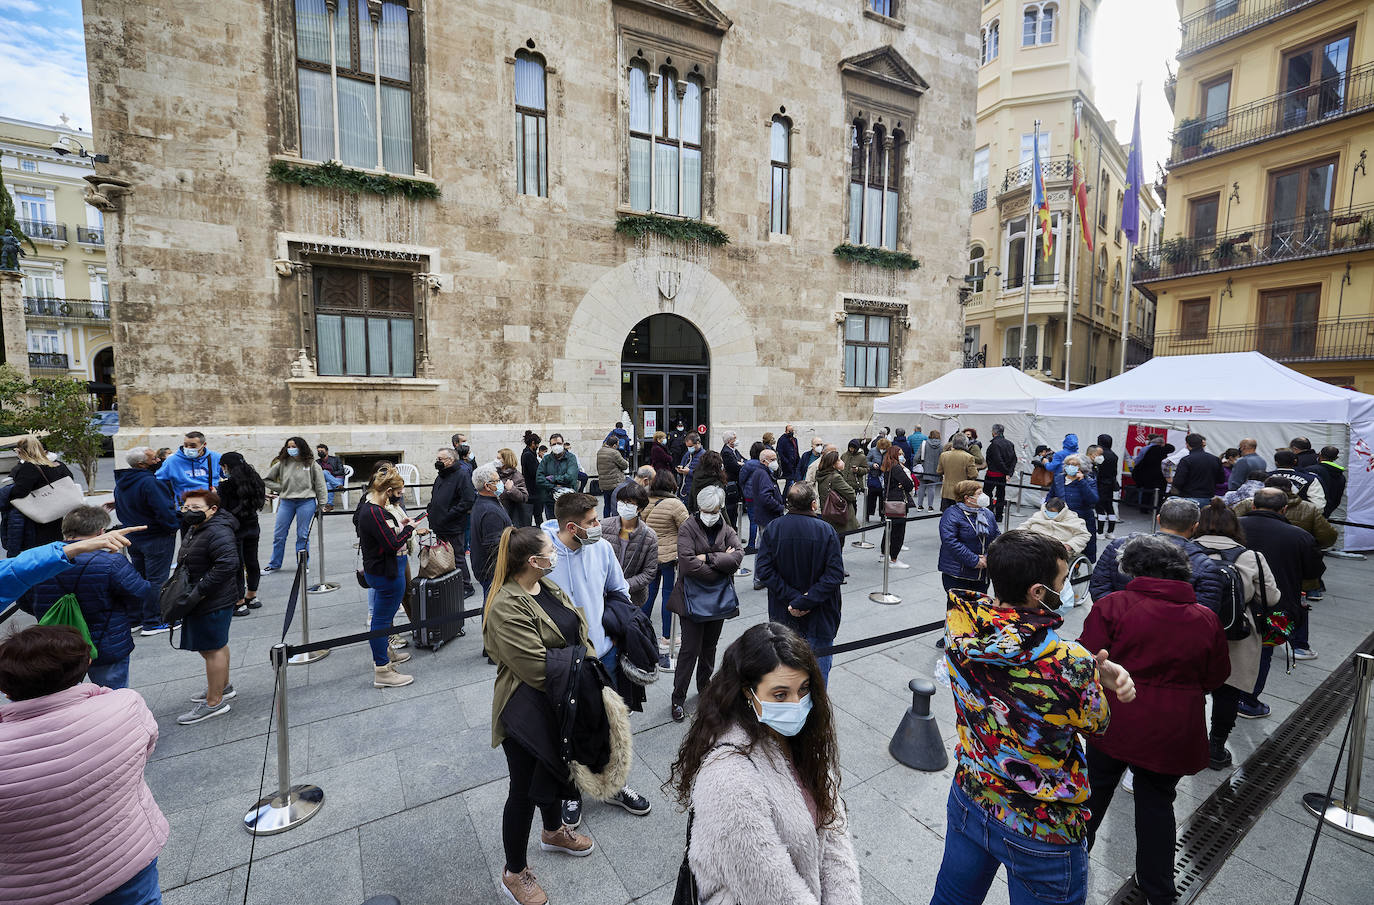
[901,545,910,551]
[1293,648,1318,661]
[889,559,911,569]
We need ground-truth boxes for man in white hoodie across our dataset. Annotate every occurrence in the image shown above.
[1018,497,1090,558]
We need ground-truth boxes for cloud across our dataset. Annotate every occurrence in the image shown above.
[0,0,44,14]
[0,30,91,130]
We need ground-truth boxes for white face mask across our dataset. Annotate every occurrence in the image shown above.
[533,551,558,574]
[766,460,779,472]
[550,444,565,456]
[616,502,640,521]
[975,493,991,508]
[1093,455,1105,465]
[898,454,906,464]
[700,511,722,527]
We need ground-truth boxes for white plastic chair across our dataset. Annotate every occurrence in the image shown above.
[395,462,421,505]
[336,464,356,508]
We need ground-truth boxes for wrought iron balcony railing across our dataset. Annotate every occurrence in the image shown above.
[972,181,988,213]
[1152,317,1374,363]
[76,226,105,244]
[1170,61,1374,167]
[16,218,66,243]
[1178,0,1329,58]
[23,297,111,321]
[1126,337,1155,369]
[1001,354,1052,371]
[28,352,70,371]
[999,156,1074,195]
[1133,203,1374,283]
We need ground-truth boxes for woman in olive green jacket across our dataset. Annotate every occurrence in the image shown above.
[482,526,595,905]
[815,449,860,533]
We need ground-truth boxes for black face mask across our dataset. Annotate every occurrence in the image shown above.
[180,510,208,527]
[435,460,448,472]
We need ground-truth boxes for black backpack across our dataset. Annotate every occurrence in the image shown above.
[1205,545,1252,641]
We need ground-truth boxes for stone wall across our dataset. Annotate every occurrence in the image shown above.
[85,0,978,478]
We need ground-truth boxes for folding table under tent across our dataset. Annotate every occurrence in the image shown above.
[872,366,1065,460]
[1032,351,1374,550]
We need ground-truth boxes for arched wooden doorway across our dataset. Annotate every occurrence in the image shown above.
[621,314,709,465]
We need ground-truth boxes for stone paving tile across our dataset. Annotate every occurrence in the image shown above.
[305,687,467,772]
[360,793,501,905]
[239,828,364,905]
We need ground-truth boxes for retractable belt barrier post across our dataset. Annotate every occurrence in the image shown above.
[244,642,324,835]
[853,489,875,549]
[309,510,339,594]
[1302,652,1374,841]
[870,521,900,606]
[288,548,329,665]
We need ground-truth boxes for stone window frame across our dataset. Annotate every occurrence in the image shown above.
[269,0,432,177]
[836,297,909,391]
[513,48,550,198]
[769,113,793,236]
[613,20,724,219]
[863,0,905,29]
[279,239,437,380]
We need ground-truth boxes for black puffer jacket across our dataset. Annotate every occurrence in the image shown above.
[428,462,474,538]
[179,510,242,615]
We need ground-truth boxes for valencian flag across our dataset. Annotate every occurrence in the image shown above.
[1031,130,1053,261]
[1121,86,1144,246]
[1072,106,1093,252]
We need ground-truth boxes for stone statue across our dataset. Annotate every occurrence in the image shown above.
[0,229,24,271]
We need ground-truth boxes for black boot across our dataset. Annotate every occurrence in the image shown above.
[1208,737,1233,770]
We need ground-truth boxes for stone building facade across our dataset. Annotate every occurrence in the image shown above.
[84,0,977,475]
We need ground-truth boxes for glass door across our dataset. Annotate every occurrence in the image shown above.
[1267,157,1336,256]
[621,369,709,468]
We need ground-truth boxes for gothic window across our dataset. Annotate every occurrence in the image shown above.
[312,265,416,377]
[981,19,1000,65]
[294,0,414,174]
[846,120,903,250]
[1022,2,1057,46]
[628,60,704,218]
[514,51,547,197]
[769,116,791,235]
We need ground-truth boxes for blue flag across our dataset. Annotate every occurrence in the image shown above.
[1121,87,1143,246]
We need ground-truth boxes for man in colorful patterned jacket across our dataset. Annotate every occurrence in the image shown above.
[931,529,1136,905]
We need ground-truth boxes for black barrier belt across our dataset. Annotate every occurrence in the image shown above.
[278,559,306,642]
[837,511,942,539]
[813,618,945,657]
[1329,518,1374,531]
[0,602,18,625]
[283,603,488,658]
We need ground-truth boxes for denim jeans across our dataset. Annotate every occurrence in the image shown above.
[322,469,344,505]
[745,500,758,548]
[800,624,835,684]
[129,534,175,629]
[269,497,317,570]
[930,783,1088,905]
[91,858,160,905]
[365,556,408,667]
[87,656,131,690]
[599,644,619,687]
[603,491,616,518]
[644,561,676,638]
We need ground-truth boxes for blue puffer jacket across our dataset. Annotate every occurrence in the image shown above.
[1046,433,1080,478]
[32,551,152,666]
[0,541,71,605]
[113,467,179,538]
[1089,532,1225,614]
[938,504,1001,579]
[740,459,784,528]
[1052,470,1099,521]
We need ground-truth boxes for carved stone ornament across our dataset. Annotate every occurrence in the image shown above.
[82,174,133,213]
[657,270,681,301]
[274,259,304,277]
[289,348,316,378]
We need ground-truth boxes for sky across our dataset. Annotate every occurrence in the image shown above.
[3,0,1182,187]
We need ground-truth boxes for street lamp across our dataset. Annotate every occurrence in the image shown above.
[49,135,109,164]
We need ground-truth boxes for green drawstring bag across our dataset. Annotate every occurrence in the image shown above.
[37,593,99,660]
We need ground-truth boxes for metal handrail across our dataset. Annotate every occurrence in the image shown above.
[15,218,66,242]
[1151,316,1374,363]
[1134,202,1374,283]
[999,155,1074,194]
[1178,0,1330,57]
[23,297,112,321]
[28,351,69,370]
[1170,61,1374,167]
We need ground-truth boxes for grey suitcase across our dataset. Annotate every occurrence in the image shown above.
[411,568,466,651]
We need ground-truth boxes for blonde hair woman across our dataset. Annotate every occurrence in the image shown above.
[355,465,428,688]
[6,436,76,551]
[496,447,531,524]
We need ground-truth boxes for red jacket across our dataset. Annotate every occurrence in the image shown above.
[1078,577,1230,776]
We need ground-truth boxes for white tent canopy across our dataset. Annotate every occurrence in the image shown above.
[1034,352,1374,550]
[874,366,1064,417]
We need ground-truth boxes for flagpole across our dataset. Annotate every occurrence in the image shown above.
[1066,134,1079,389]
[1122,237,1134,374]
[1020,119,1038,371]
[1120,83,1142,375]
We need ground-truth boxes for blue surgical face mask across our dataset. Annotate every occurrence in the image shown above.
[286,447,299,457]
[1063,464,1080,476]
[750,689,812,737]
[1059,579,1076,609]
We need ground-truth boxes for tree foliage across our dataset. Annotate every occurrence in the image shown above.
[0,364,105,487]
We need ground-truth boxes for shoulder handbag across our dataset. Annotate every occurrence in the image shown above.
[418,535,456,579]
[882,470,907,519]
[10,470,84,524]
[354,542,370,588]
[820,478,849,527]
[159,561,199,624]
[681,572,740,622]
[1030,463,1053,487]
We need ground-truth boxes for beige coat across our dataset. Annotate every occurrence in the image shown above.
[1018,508,1091,556]
[1192,534,1276,692]
[643,492,690,564]
[936,449,979,500]
[690,725,862,905]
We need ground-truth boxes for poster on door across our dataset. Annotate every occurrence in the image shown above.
[643,411,657,436]
[1122,424,1187,486]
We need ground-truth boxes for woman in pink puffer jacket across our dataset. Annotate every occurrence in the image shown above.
[0,625,169,905]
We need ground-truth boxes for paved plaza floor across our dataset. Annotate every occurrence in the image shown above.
[12,492,1374,905]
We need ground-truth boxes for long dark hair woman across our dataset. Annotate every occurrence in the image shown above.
[880,444,915,568]
[484,526,602,905]
[261,436,326,574]
[174,489,242,726]
[521,431,544,525]
[668,622,861,904]
[688,449,727,514]
[217,451,267,615]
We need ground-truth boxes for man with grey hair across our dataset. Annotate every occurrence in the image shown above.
[469,461,512,599]
[113,445,180,635]
[1090,498,1225,614]
[31,505,152,689]
[721,430,745,529]
[428,446,476,598]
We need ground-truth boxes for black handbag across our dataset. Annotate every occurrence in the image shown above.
[158,562,198,624]
[681,573,740,622]
[354,543,370,589]
[671,810,700,905]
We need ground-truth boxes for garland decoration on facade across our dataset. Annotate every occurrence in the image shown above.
[832,243,921,270]
[615,214,730,247]
[268,160,441,200]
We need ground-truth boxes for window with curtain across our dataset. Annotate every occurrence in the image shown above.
[968,246,985,292]
[312,265,416,377]
[627,62,704,218]
[1022,2,1056,46]
[514,52,547,197]
[981,19,1000,64]
[843,313,892,388]
[1094,248,1108,309]
[1114,190,1124,244]
[1005,216,1027,289]
[294,0,413,174]
[846,121,901,250]
[769,116,790,235]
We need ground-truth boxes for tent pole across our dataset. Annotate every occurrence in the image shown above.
[1065,165,1078,391]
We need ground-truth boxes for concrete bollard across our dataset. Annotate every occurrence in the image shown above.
[889,677,949,772]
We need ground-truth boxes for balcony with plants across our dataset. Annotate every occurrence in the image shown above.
[1178,0,1330,58]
